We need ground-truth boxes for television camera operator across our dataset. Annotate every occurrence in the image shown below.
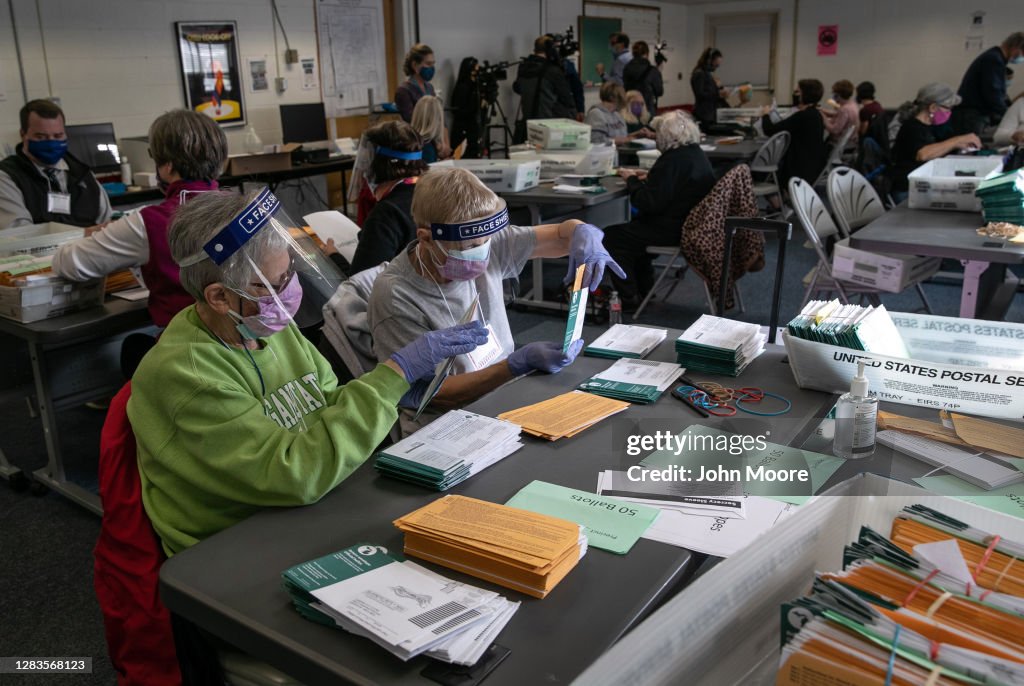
[513,32,580,142]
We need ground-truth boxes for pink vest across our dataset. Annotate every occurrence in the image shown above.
[139,180,217,327]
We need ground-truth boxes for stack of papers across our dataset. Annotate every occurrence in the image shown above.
[282,544,519,664]
[583,324,667,359]
[674,315,766,376]
[878,431,1024,490]
[394,495,588,599]
[577,358,682,404]
[374,411,522,490]
[975,170,1024,223]
[497,390,630,440]
[777,504,1024,685]
[596,469,746,518]
[505,480,659,554]
[786,300,910,357]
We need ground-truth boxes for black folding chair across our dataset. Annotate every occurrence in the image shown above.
[718,218,792,345]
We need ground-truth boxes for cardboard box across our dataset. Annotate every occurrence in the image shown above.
[830,237,941,293]
[227,146,297,176]
[573,473,1024,686]
[432,159,541,192]
[0,222,83,256]
[0,276,105,322]
[782,311,1024,420]
[908,156,1003,212]
[526,119,591,150]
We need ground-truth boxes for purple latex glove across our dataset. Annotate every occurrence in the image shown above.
[390,321,489,382]
[507,339,584,376]
[563,223,627,291]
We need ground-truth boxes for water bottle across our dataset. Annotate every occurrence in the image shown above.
[608,290,623,326]
[244,125,264,155]
[120,157,132,184]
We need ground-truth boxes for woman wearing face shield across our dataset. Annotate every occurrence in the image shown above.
[367,167,625,423]
[127,188,488,556]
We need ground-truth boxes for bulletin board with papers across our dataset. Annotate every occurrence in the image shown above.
[316,0,389,115]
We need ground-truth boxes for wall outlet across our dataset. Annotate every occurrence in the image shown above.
[275,77,288,93]
[285,48,299,64]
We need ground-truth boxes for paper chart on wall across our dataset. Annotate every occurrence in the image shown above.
[316,0,388,116]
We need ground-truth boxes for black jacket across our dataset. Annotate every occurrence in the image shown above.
[623,58,663,115]
[761,107,828,185]
[626,144,716,233]
[513,55,577,121]
[0,145,104,227]
[956,46,1009,119]
[690,68,721,125]
[349,182,417,275]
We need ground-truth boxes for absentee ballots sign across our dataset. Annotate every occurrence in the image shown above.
[784,312,1024,420]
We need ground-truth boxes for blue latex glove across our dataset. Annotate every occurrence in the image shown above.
[507,339,584,376]
[390,321,490,382]
[398,379,431,409]
[563,223,627,291]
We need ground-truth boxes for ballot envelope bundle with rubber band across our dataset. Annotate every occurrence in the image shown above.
[393,495,588,599]
[776,503,1024,685]
[281,543,519,665]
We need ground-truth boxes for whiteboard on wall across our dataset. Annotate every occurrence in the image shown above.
[583,1,661,51]
[317,0,388,115]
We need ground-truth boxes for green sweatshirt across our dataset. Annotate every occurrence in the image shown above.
[127,305,408,556]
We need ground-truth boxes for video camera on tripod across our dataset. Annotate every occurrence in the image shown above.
[478,60,517,106]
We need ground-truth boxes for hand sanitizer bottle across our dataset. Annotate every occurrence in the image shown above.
[833,360,878,459]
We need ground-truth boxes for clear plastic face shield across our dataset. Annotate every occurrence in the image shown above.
[179,187,343,342]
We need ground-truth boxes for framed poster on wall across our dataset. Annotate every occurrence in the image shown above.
[175,21,246,126]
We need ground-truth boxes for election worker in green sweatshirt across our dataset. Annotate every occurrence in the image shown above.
[127,188,489,556]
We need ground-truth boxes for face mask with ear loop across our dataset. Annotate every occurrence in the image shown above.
[178,188,344,419]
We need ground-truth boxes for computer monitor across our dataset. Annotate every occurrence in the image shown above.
[66,123,121,174]
[280,103,328,144]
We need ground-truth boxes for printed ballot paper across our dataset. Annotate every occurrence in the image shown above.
[596,470,746,518]
[303,211,360,262]
[563,264,588,353]
[394,495,588,598]
[505,480,659,554]
[577,358,683,404]
[374,411,522,490]
[497,391,629,440]
[643,495,800,558]
[675,315,765,376]
[282,544,519,664]
[584,324,668,359]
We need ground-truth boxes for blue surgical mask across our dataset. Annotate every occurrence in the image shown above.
[445,241,490,262]
[27,139,68,166]
[420,66,435,81]
[1011,55,1024,65]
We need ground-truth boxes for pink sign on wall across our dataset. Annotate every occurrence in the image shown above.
[818,25,839,56]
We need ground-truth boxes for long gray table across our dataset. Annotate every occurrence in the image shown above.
[159,335,841,686]
[158,328,995,684]
[617,137,764,168]
[501,178,631,312]
[850,202,1024,319]
[0,299,153,512]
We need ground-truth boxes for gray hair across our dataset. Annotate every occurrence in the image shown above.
[411,95,445,144]
[148,109,228,180]
[412,167,503,231]
[169,189,289,300]
[913,82,961,114]
[651,110,701,152]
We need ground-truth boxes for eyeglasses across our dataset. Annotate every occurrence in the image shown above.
[247,270,295,297]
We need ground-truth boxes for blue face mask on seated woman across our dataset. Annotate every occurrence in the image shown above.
[27,139,68,165]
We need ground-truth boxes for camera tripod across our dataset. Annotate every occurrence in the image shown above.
[482,96,514,159]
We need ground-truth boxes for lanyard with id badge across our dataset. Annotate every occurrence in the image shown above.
[44,170,71,214]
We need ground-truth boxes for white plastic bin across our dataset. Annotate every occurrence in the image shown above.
[907,156,1003,212]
